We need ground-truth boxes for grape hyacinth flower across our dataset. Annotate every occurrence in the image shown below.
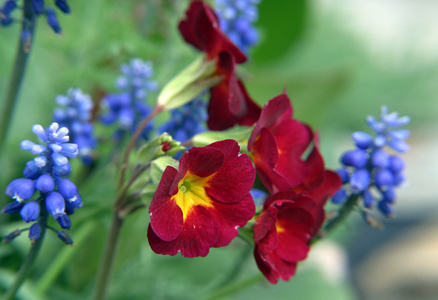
[2,122,80,245]
[100,58,158,141]
[53,88,97,164]
[214,0,261,54]
[158,97,207,142]
[0,0,71,34]
[332,106,410,220]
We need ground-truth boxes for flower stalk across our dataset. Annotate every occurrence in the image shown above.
[0,0,36,151]
[3,203,48,300]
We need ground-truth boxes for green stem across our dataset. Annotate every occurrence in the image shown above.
[3,203,48,300]
[0,0,36,151]
[93,213,124,300]
[199,273,265,300]
[118,106,162,190]
[216,243,252,288]
[312,194,359,245]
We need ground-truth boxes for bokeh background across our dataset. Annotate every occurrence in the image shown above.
[0,0,437,299]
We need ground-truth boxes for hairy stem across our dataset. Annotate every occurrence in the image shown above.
[93,213,124,300]
[0,0,36,151]
[118,106,162,190]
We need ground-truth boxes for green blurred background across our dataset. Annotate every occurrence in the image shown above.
[0,0,437,299]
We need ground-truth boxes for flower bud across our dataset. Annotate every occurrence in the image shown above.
[56,214,71,230]
[378,200,393,217]
[31,0,44,15]
[331,189,347,204]
[45,192,65,217]
[375,168,394,190]
[46,7,62,34]
[350,169,370,193]
[36,174,55,193]
[20,201,40,223]
[362,190,374,208]
[57,230,74,245]
[29,223,42,244]
[57,179,78,201]
[352,131,373,149]
[2,229,21,243]
[341,149,368,168]
[2,201,24,214]
[371,149,389,168]
[55,0,70,14]
[336,168,349,184]
[5,178,36,202]
[23,160,42,180]
[389,155,405,173]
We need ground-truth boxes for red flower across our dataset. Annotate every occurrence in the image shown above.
[254,191,321,284]
[248,92,313,193]
[250,93,342,283]
[178,0,246,64]
[148,139,256,257]
[178,1,261,130]
[208,52,261,130]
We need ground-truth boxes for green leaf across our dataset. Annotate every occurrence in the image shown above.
[150,156,179,185]
[192,126,254,150]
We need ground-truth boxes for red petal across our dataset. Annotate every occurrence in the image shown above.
[206,140,255,203]
[148,205,219,258]
[149,167,184,241]
[275,207,314,262]
[207,52,260,131]
[248,92,292,150]
[210,193,255,247]
[254,247,280,284]
[254,205,278,242]
[179,146,224,178]
[302,139,325,189]
[178,1,246,63]
[254,246,297,284]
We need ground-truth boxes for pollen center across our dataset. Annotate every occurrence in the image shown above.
[173,172,214,220]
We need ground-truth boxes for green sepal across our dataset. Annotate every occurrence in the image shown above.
[150,156,179,185]
[192,125,255,151]
[137,132,185,163]
[157,55,222,111]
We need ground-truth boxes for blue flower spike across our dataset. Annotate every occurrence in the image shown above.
[214,0,261,54]
[2,122,81,244]
[54,88,97,164]
[332,106,410,222]
[100,58,158,141]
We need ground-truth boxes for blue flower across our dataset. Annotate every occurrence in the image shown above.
[100,58,158,141]
[214,0,261,54]
[333,107,410,220]
[54,88,97,164]
[158,97,207,142]
[1,0,71,34]
[2,122,80,244]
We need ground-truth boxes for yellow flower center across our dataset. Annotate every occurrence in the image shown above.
[276,223,285,234]
[173,171,214,220]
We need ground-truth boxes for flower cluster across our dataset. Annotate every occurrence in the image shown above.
[158,97,207,142]
[178,0,261,130]
[332,106,410,219]
[0,0,70,34]
[3,122,80,244]
[100,58,158,141]
[148,139,255,257]
[248,93,342,283]
[53,88,96,165]
[214,0,260,54]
